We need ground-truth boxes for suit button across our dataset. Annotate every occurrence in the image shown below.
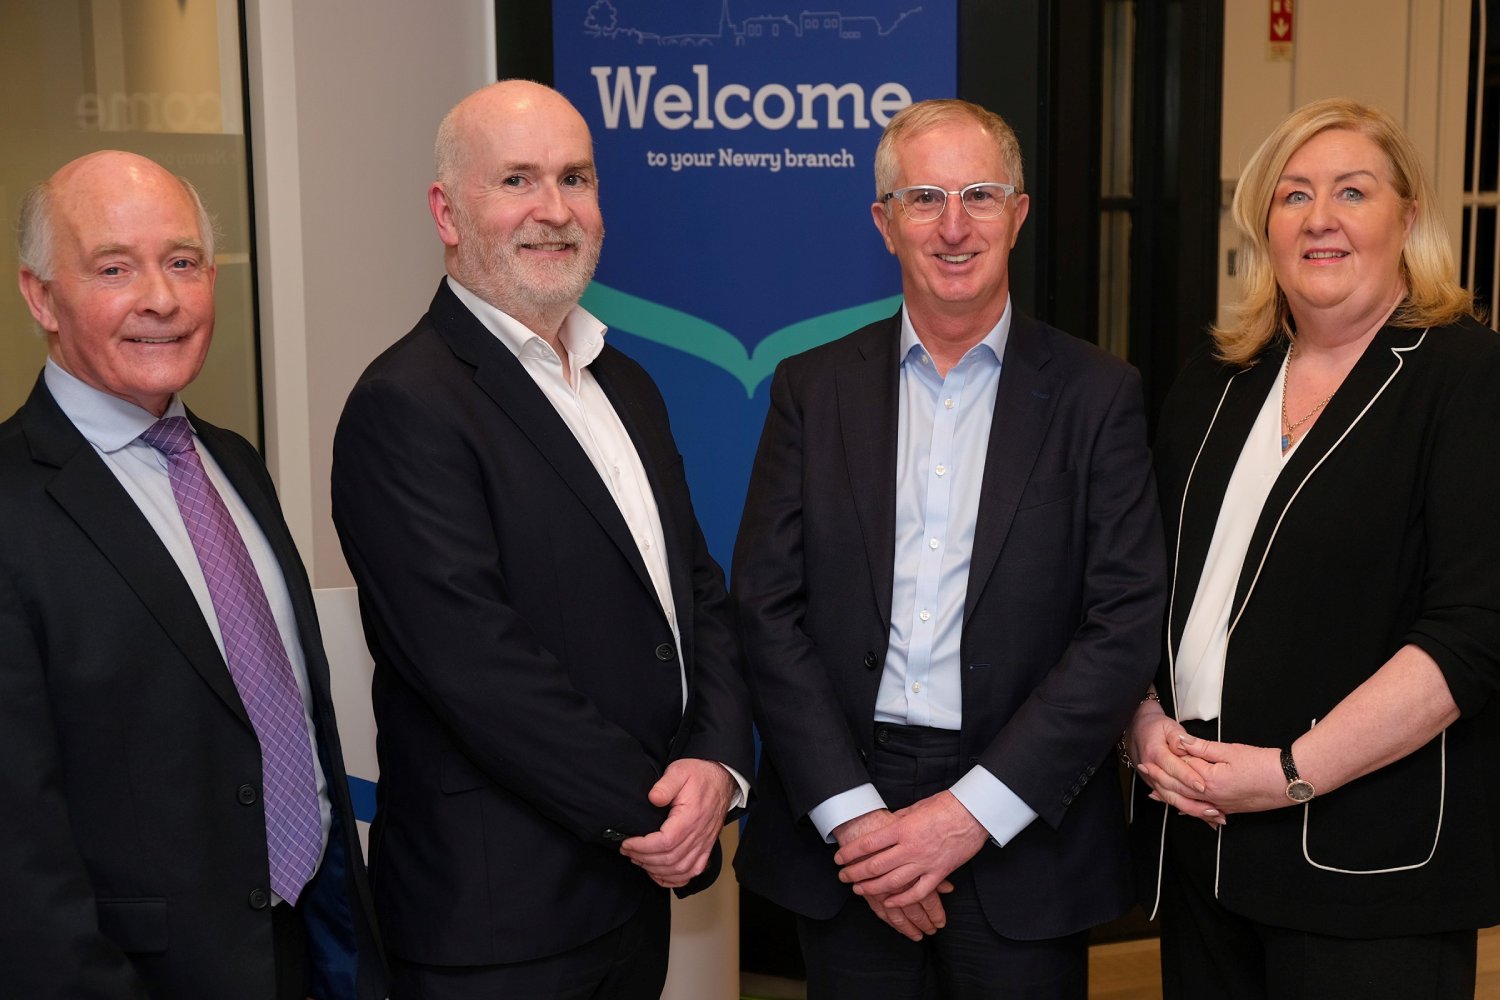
[248,888,270,910]
[602,828,627,843]
[876,727,890,745]
[655,643,676,662]
[237,783,258,806]
[863,651,879,670]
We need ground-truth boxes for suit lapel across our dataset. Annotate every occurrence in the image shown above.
[430,284,659,604]
[590,350,689,646]
[963,314,1060,622]
[836,318,901,630]
[1168,352,1281,649]
[23,382,251,727]
[1229,327,1422,618]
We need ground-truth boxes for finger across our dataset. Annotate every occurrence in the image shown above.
[896,901,937,935]
[870,900,923,942]
[834,827,900,866]
[884,873,945,909]
[647,767,689,808]
[849,864,923,899]
[915,893,947,929]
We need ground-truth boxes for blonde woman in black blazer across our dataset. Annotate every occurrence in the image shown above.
[1122,98,1500,999]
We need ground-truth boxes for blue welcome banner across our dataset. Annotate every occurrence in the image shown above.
[553,1,957,558]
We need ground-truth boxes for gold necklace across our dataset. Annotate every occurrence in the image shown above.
[1280,345,1335,452]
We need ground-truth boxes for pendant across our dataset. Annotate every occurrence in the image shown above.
[1280,433,1291,451]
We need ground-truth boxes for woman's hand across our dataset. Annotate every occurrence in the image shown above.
[1126,698,1223,827]
[1168,734,1290,815]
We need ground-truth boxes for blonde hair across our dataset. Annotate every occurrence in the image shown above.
[873,98,1024,199]
[1214,97,1473,366]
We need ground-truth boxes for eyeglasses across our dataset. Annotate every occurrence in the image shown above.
[880,182,1017,222]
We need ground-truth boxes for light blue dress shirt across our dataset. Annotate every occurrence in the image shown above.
[808,302,1039,846]
[43,361,332,892]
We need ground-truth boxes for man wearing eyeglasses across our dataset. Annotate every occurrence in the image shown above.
[732,98,1166,998]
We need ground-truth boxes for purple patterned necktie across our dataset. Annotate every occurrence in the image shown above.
[140,416,321,904]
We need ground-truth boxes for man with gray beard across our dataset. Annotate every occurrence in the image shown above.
[330,81,752,999]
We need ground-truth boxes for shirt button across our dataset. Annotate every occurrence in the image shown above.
[944,398,954,409]
[911,682,922,693]
[919,610,931,622]
[920,354,932,366]
[935,465,946,476]
[929,538,940,549]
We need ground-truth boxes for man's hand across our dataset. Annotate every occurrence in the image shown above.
[619,758,734,888]
[834,792,986,909]
[832,809,953,941]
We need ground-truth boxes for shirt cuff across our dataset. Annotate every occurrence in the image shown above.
[808,784,889,843]
[949,765,1038,847]
[720,763,751,811]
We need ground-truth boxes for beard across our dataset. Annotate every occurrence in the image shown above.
[451,210,604,327]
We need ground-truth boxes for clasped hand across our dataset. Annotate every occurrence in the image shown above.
[1127,710,1288,826]
[829,794,986,942]
[619,758,734,888]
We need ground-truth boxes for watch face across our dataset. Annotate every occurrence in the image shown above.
[1287,779,1315,803]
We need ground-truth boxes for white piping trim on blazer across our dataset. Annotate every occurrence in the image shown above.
[1143,375,1237,922]
[1212,328,1434,893]
[1299,716,1447,874]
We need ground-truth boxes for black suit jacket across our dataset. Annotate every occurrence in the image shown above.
[0,378,385,1000]
[732,309,1166,939]
[1132,319,1500,937]
[330,279,753,965]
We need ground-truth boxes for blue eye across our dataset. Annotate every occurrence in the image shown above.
[1283,191,1309,205]
[1339,187,1365,202]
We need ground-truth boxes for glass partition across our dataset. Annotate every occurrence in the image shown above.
[1,0,259,445]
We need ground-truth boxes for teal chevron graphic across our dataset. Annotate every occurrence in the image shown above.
[581,282,902,397]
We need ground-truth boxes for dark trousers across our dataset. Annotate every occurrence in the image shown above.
[389,889,670,1000]
[272,900,310,1000]
[1160,732,1477,1000]
[796,723,1088,1000]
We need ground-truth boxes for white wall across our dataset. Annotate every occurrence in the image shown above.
[1218,0,1471,325]
[243,0,493,586]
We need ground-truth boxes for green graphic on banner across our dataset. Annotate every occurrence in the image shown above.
[581,283,902,397]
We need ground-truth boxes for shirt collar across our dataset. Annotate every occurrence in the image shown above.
[446,276,608,372]
[44,358,188,454]
[898,296,1012,371]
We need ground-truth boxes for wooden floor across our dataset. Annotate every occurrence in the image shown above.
[742,925,1500,998]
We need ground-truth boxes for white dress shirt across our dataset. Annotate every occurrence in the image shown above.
[446,277,749,807]
[1175,352,1296,721]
